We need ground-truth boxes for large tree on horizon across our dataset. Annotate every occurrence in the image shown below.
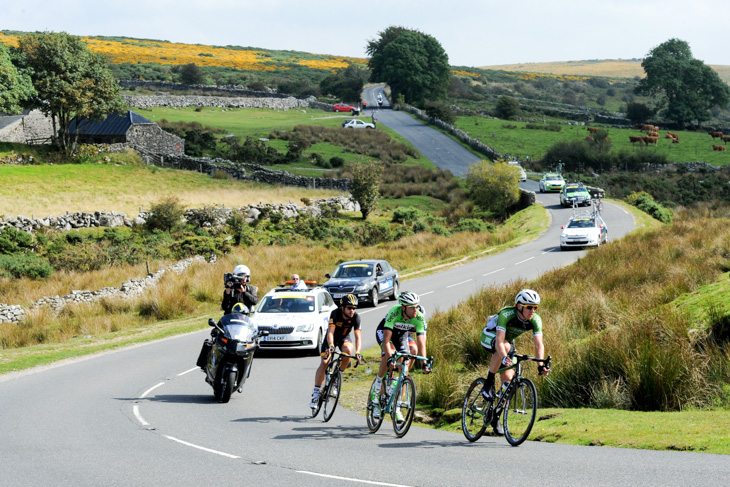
[366,27,450,106]
[0,45,35,114]
[14,31,126,155]
[636,38,730,128]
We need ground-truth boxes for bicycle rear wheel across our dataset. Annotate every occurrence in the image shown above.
[461,377,489,442]
[323,369,342,422]
[392,376,416,438]
[366,377,384,433]
[503,378,537,446]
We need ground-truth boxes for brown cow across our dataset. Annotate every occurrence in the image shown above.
[647,131,659,137]
[629,135,644,145]
[587,127,600,134]
[672,138,679,144]
[722,135,730,144]
[666,132,679,141]
[709,131,723,139]
[712,145,726,151]
[643,136,658,146]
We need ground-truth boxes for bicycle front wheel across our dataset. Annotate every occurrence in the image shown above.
[366,377,384,433]
[461,377,488,442]
[323,369,342,422]
[503,378,537,446]
[393,376,416,438]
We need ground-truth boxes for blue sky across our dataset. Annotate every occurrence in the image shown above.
[3,0,727,67]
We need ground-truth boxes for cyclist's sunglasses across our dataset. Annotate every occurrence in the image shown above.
[346,306,357,310]
[522,305,539,310]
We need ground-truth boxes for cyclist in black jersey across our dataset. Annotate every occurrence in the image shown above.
[309,294,362,409]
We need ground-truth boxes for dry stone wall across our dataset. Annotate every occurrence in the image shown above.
[122,94,314,110]
[0,255,211,324]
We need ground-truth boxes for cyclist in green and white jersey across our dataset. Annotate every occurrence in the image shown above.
[480,289,550,434]
[370,291,430,419]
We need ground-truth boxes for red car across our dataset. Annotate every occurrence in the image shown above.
[333,103,359,114]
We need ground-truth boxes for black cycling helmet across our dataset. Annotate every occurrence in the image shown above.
[231,302,250,314]
[341,294,358,307]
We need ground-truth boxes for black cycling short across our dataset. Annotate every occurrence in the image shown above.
[319,335,352,356]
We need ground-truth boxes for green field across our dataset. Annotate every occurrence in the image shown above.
[454,116,730,166]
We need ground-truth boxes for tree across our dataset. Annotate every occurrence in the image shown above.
[636,38,730,128]
[424,100,455,125]
[319,64,367,103]
[366,27,450,106]
[348,161,383,220]
[494,95,520,120]
[15,32,125,156]
[624,101,654,125]
[0,45,35,114]
[466,161,520,217]
[179,63,204,85]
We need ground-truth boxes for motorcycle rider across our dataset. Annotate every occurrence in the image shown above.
[197,302,250,368]
[222,264,258,315]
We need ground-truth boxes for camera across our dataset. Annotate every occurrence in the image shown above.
[224,272,246,287]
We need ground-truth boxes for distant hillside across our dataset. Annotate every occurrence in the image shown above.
[480,59,730,84]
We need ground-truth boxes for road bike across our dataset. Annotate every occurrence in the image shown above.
[311,350,359,422]
[461,353,551,446]
[366,351,434,438]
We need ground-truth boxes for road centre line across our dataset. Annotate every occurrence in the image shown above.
[297,470,412,487]
[164,435,241,459]
[419,291,434,297]
[140,381,165,399]
[514,257,535,265]
[132,405,149,426]
[483,268,505,276]
[178,367,199,376]
[447,279,473,288]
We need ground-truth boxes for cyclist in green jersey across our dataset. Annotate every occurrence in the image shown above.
[370,291,430,419]
[479,289,550,434]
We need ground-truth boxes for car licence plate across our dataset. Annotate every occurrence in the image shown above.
[332,293,344,299]
[264,335,286,341]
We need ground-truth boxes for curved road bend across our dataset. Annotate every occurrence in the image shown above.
[3,97,727,486]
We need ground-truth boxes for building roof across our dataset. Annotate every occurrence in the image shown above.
[69,110,153,136]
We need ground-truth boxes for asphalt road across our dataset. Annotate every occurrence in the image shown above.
[2,109,728,486]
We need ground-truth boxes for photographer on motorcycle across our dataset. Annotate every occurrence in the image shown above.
[222,264,258,315]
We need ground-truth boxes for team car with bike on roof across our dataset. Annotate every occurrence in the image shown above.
[560,213,608,250]
[559,182,592,207]
[251,284,337,354]
[322,259,399,307]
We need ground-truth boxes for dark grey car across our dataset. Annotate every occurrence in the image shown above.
[322,259,400,307]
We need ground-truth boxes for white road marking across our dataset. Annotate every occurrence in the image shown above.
[419,291,434,297]
[446,279,472,288]
[297,471,412,487]
[483,267,505,276]
[514,257,535,265]
[164,435,241,459]
[178,367,199,376]
[140,381,165,398]
[133,405,149,426]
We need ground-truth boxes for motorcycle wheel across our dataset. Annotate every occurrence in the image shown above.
[220,370,236,403]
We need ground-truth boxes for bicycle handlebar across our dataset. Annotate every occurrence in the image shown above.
[329,349,361,368]
[387,351,434,370]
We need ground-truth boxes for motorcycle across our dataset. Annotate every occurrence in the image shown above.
[201,313,268,403]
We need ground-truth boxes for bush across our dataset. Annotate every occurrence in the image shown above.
[169,235,231,258]
[355,222,392,245]
[0,253,52,279]
[455,218,493,233]
[145,196,186,232]
[47,242,108,272]
[329,156,345,168]
[0,227,34,254]
[626,191,674,223]
[391,207,423,225]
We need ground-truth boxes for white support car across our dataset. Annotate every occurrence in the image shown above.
[342,119,375,129]
[560,213,608,250]
[251,286,337,354]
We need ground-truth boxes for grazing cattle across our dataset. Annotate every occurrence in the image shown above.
[666,132,679,141]
[629,135,644,145]
[643,136,658,146]
[709,131,723,139]
[587,127,600,134]
[672,138,679,144]
[712,145,726,151]
[722,135,730,144]
[647,131,659,137]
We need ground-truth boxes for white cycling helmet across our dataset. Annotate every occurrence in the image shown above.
[515,289,540,306]
[233,264,251,279]
[398,291,420,306]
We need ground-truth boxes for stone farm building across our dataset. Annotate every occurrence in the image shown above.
[0,109,184,157]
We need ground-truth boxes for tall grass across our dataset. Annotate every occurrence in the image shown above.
[420,212,730,412]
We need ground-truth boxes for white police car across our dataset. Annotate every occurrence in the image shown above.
[251,285,337,354]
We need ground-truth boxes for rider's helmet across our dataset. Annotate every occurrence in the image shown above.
[233,264,251,280]
[231,302,250,314]
[515,289,541,306]
[341,294,358,307]
[398,291,420,307]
